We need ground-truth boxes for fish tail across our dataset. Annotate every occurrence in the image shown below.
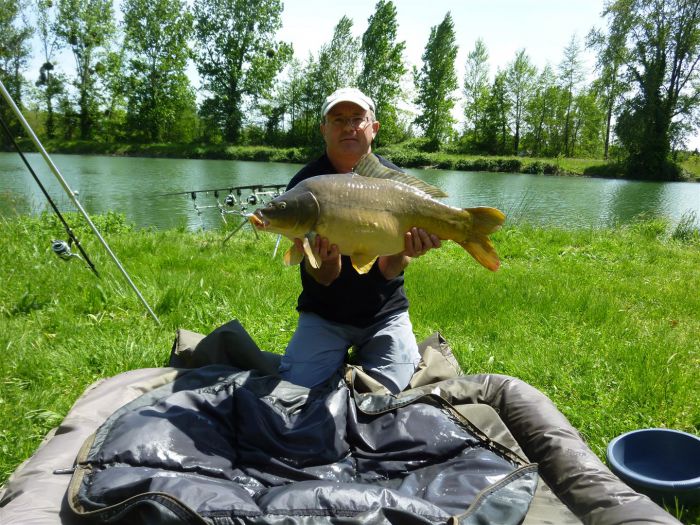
[457,207,506,272]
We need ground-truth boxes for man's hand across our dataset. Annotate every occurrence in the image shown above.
[295,235,341,286]
[378,227,441,280]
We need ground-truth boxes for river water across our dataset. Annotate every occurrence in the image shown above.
[1,152,698,231]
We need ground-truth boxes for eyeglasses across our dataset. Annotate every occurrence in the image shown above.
[327,116,372,130]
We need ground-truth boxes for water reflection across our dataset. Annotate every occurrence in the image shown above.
[1,152,698,231]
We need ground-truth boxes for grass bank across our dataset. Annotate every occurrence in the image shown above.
[17,138,700,180]
[1,213,699,522]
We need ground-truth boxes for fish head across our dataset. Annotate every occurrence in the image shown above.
[250,188,319,238]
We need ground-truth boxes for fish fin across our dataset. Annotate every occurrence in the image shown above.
[353,153,448,198]
[283,244,304,266]
[457,207,506,272]
[302,235,321,269]
[351,254,378,275]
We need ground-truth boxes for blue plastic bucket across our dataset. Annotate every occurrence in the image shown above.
[607,428,700,505]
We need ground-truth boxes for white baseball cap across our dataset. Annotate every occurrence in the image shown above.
[321,87,375,116]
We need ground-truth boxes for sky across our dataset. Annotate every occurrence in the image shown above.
[279,0,605,75]
[23,0,700,149]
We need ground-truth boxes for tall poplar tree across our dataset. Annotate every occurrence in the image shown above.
[558,35,584,157]
[413,12,458,149]
[462,38,490,148]
[505,49,537,155]
[523,64,558,156]
[359,0,407,144]
[35,0,64,139]
[122,0,195,142]
[55,0,115,139]
[318,16,359,94]
[192,0,291,143]
[481,69,511,154]
[587,22,628,160]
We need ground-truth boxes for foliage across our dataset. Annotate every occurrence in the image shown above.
[34,0,64,140]
[273,58,317,147]
[523,65,559,156]
[587,17,629,160]
[122,0,196,143]
[480,70,511,154]
[604,0,700,180]
[359,0,407,145]
[558,35,585,157]
[571,87,605,157]
[505,49,537,155]
[413,12,459,148]
[317,16,360,94]
[54,0,116,140]
[191,0,291,143]
[462,38,490,150]
[0,0,32,145]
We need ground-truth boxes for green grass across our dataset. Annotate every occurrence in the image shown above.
[680,152,700,180]
[1,213,699,522]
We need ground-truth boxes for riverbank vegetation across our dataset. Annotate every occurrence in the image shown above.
[15,137,700,181]
[1,213,699,521]
[2,1,699,182]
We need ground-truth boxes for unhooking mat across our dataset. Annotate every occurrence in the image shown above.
[0,321,681,525]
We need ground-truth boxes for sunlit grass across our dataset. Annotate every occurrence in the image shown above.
[1,213,698,522]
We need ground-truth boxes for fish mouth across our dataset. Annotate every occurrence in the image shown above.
[248,211,268,229]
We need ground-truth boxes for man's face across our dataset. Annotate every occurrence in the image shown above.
[321,102,380,163]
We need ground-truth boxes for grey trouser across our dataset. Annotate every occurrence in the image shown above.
[279,311,421,394]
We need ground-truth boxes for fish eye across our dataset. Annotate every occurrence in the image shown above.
[279,202,286,209]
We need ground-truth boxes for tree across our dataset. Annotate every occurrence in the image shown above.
[413,12,458,149]
[462,38,490,149]
[523,64,558,156]
[587,21,628,160]
[0,0,32,144]
[605,0,700,180]
[558,35,585,156]
[359,0,407,144]
[55,0,116,140]
[318,16,360,94]
[480,69,511,154]
[99,45,129,141]
[35,0,64,139]
[570,87,605,157]
[274,58,310,146]
[192,0,292,143]
[122,0,195,142]
[505,49,537,155]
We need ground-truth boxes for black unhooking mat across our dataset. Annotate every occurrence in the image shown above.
[66,366,538,524]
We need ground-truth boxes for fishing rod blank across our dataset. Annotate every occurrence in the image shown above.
[0,110,98,275]
[0,79,160,325]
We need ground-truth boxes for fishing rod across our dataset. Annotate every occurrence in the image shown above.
[0,79,161,325]
[0,110,98,276]
[158,183,287,198]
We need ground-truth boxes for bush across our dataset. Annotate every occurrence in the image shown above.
[497,159,522,172]
[583,162,625,178]
[378,148,436,168]
[435,157,455,170]
[523,161,545,174]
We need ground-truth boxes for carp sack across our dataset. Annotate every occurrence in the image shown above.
[249,154,506,273]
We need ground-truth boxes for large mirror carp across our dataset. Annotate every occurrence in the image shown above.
[250,154,506,272]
